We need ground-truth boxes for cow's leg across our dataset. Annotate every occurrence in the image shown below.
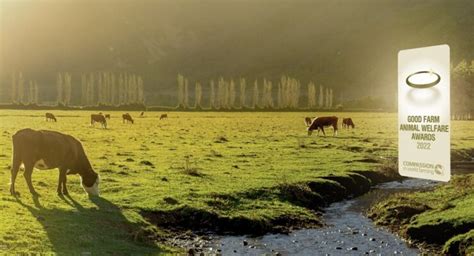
[10,154,21,196]
[321,127,326,136]
[23,163,38,196]
[62,172,69,195]
[57,168,68,195]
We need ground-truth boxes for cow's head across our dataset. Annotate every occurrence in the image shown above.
[305,117,317,136]
[81,173,100,196]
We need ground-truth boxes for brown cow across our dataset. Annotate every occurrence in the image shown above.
[160,114,168,120]
[10,129,100,196]
[140,112,145,118]
[122,113,134,124]
[45,113,57,122]
[305,116,338,136]
[91,114,107,129]
[342,118,355,129]
[104,114,111,120]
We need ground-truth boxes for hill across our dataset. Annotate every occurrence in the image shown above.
[1,0,473,106]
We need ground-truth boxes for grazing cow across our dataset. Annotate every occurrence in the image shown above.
[342,118,355,129]
[160,114,168,120]
[45,113,57,122]
[91,114,107,129]
[122,113,134,124]
[140,112,145,117]
[305,116,338,136]
[10,129,100,196]
[105,114,111,120]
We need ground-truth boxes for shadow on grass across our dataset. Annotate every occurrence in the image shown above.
[16,194,167,255]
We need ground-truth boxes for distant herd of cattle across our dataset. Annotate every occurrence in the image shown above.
[46,112,353,135]
[45,112,169,129]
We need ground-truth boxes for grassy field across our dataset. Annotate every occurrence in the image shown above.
[0,110,472,254]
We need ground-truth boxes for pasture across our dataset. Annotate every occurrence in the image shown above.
[0,110,472,254]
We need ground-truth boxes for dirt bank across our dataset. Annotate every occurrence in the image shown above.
[369,173,474,255]
[140,167,401,246]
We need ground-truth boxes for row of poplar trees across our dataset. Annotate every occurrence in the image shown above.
[76,72,145,106]
[177,74,334,110]
[8,72,144,106]
[10,72,40,104]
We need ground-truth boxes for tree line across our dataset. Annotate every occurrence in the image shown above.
[177,74,335,110]
[452,59,474,120]
[8,71,144,107]
[10,72,39,105]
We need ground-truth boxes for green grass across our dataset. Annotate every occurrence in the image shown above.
[369,174,474,255]
[0,110,472,254]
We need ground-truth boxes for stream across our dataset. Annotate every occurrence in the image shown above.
[195,178,439,256]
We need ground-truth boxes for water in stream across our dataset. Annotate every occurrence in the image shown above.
[200,179,439,256]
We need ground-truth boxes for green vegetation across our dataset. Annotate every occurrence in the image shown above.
[369,174,474,255]
[0,110,472,254]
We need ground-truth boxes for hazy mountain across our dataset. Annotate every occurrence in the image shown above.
[1,0,473,106]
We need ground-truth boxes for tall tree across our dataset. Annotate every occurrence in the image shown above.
[11,72,17,104]
[325,87,330,108]
[239,78,246,108]
[262,79,274,108]
[88,73,95,105]
[137,76,144,105]
[33,81,39,104]
[329,88,333,108]
[28,80,34,104]
[81,73,87,106]
[194,82,202,109]
[307,82,316,109]
[229,79,236,109]
[177,74,185,108]
[277,82,283,109]
[319,85,324,109]
[56,72,64,105]
[111,73,117,105]
[217,77,225,109]
[17,72,25,104]
[63,72,72,106]
[210,80,216,109]
[184,78,189,109]
[252,80,259,109]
